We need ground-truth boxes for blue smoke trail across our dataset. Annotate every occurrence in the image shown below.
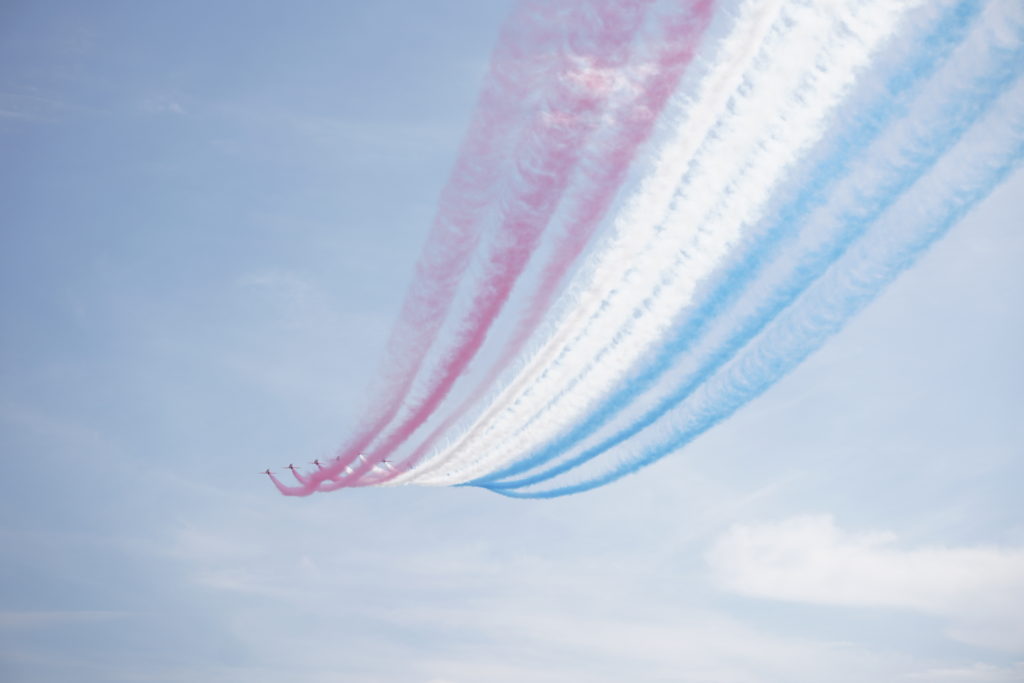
[485,11,1024,495]
[494,87,1024,498]
[472,0,984,488]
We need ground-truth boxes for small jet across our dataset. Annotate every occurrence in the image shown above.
[260,469,272,476]
[286,464,299,473]
[310,459,324,468]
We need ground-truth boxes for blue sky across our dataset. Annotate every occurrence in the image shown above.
[1,1,1022,681]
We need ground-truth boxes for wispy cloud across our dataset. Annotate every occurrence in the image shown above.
[155,505,1004,683]
[139,93,186,115]
[235,269,328,313]
[707,515,1024,652]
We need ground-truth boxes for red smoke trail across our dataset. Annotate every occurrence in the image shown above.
[272,1,575,496]
[311,0,658,493]
[365,0,716,486]
[267,471,298,496]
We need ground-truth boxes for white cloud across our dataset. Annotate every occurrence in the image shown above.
[707,515,1024,652]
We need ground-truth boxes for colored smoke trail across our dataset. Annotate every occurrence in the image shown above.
[275,0,1023,498]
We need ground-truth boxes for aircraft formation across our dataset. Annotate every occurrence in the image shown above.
[262,457,393,477]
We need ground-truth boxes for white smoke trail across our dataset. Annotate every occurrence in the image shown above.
[385,0,786,485]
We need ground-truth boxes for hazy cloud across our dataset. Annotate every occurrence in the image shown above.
[708,515,1024,652]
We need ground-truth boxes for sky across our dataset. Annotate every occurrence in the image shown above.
[1,1,1023,681]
